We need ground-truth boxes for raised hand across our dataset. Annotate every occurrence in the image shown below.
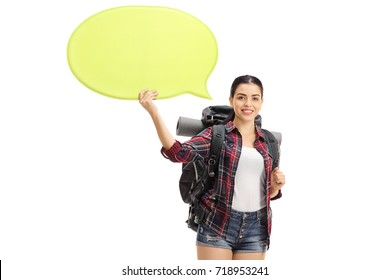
[139,89,159,115]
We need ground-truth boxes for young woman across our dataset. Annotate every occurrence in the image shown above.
[139,75,285,260]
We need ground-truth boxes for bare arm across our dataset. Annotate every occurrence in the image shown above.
[139,89,175,150]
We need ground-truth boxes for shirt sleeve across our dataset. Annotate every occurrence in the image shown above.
[160,127,213,163]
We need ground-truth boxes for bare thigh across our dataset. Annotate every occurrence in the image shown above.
[233,252,266,260]
[197,245,233,260]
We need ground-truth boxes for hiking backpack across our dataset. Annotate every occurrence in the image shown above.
[176,105,281,231]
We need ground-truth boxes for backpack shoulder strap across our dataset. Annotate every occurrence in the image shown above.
[261,129,280,169]
[207,124,225,177]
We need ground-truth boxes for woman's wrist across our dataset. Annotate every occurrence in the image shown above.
[270,187,279,198]
[270,189,282,200]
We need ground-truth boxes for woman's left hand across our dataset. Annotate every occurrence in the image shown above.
[270,167,285,196]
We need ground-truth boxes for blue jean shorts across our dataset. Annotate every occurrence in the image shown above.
[196,207,269,253]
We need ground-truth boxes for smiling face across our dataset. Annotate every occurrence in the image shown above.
[229,83,263,124]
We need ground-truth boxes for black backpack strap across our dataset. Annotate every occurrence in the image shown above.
[192,124,224,222]
[262,129,282,200]
[262,129,280,169]
[207,124,225,177]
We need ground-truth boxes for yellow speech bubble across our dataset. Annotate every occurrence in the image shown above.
[67,6,218,100]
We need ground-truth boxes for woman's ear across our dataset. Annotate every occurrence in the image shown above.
[229,96,233,107]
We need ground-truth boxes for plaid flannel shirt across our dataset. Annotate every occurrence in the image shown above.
[162,120,280,240]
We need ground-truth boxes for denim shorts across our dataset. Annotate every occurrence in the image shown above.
[196,207,269,253]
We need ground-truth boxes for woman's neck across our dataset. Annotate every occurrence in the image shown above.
[233,118,256,136]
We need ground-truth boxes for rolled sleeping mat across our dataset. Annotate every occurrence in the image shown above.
[270,131,282,147]
[177,117,282,147]
[176,117,206,137]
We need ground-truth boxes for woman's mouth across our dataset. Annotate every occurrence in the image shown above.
[241,109,254,115]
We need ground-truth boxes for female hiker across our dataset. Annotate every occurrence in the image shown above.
[139,75,285,260]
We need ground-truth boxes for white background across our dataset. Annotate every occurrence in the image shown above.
[1,0,389,279]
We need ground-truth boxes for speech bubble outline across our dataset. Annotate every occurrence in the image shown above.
[67,6,218,100]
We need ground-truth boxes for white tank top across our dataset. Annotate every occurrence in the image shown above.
[232,146,266,212]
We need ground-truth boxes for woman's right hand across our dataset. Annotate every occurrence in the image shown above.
[139,89,159,115]
[138,89,176,149]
